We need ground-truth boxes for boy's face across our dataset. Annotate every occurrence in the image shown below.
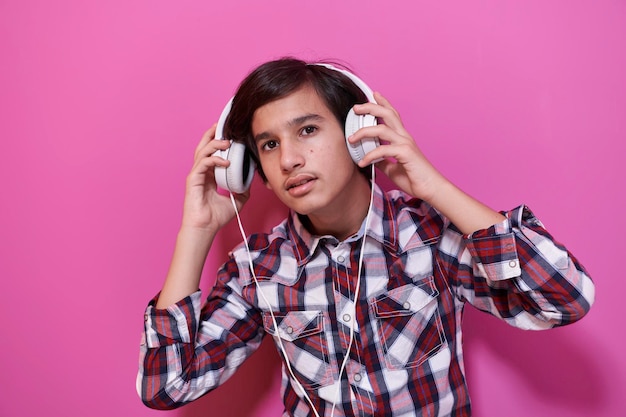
[251,85,369,226]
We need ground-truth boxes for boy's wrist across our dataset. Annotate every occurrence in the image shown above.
[417,172,452,207]
[177,224,218,247]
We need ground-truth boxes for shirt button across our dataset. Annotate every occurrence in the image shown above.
[353,373,362,382]
[343,314,351,323]
[286,326,294,334]
[402,302,411,310]
[509,260,517,268]
[337,255,345,263]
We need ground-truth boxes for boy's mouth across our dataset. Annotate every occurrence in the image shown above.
[287,179,311,190]
[285,174,316,193]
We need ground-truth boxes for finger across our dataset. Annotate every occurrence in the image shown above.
[355,135,421,168]
[195,135,231,162]
[373,91,394,108]
[198,124,217,145]
[189,145,233,185]
[187,155,231,192]
[194,124,218,155]
[356,144,402,168]
[359,91,398,114]
[191,152,231,174]
[352,102,404,132]
[355,144,389,168]
[347,124,409,147]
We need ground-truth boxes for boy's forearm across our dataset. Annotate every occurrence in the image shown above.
[155,226,217,309]
[426,179,506,236]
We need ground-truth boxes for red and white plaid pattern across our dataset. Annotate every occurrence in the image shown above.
[138,184,594,416]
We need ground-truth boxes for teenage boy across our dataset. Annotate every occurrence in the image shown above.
[137,58,594,416]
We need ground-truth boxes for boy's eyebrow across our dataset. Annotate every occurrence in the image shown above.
[254,113,325,142]
[289,113,325,127]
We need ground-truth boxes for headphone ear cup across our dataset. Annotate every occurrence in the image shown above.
[345,108,379,164]
[214,141,255,193]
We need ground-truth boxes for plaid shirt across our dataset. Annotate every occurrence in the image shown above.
[138,184,594,416]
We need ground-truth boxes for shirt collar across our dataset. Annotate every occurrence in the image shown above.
[286,182,399,266]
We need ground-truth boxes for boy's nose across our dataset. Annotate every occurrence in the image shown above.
[280,141,305,172]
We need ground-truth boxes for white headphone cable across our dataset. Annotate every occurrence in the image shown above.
[228,164,375,417]
[330,164,376,417]
[229,192,321,417]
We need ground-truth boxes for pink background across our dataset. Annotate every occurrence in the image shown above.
[1,1,624,416]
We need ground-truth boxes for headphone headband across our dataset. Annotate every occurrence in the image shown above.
[310,63,377,103]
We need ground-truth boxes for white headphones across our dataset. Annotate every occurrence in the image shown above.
[214,63,380,193]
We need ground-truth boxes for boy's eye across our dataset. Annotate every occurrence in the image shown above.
[261,140,278,151]
[301,126,317,135]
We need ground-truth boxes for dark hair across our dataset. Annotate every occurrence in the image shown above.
[223,57,369,181]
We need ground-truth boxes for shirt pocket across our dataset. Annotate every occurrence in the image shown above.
[370,276,447,369]
[263,310,335,390]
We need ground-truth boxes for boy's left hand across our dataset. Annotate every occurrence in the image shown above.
[347,92,447,203]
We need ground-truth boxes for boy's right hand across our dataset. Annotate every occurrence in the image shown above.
[181,125,250,234]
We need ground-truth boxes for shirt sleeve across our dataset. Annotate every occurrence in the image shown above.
[438,205,595,330]
[136,260,265,409]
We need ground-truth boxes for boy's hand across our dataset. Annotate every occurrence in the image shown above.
[347,92,447,203]
[181,125,250,233]
[349,92,505,234]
